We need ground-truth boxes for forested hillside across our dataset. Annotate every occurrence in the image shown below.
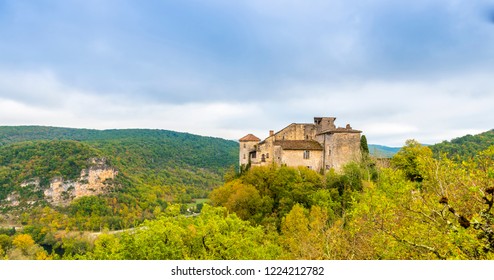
[0,126,238,230]
[0,140,103,203]
[430,129,494,159]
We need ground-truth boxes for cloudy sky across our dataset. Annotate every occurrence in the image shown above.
[0,0,493,146]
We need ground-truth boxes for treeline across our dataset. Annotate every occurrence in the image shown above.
[0,126,238,175]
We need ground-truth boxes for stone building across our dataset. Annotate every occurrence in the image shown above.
[239,117,362,172]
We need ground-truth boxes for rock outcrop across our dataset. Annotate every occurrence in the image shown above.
[43,158,117,205]
[0,158,117,210]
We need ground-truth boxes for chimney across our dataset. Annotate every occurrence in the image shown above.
[269,130,274,137]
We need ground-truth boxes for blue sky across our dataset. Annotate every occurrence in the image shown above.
[0,0,493,146]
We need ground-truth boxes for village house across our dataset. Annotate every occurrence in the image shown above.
[239,117,362,172]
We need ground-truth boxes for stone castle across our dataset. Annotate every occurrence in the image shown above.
[239,117,362,172]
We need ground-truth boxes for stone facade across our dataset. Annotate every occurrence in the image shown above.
[239,117,362,172]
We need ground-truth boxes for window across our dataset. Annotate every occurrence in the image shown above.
[266,153,269,158]
[307,166,312,169]
[303,150,310,159]
[243,143,246,148]
[261,154,266,162]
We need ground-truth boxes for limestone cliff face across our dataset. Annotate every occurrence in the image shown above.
[43,158,117,205]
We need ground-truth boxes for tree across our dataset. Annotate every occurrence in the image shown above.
[360,135,369,155]
[391,139,432,182]
[7,234,50,260]
[326,145,494,260]
[87,205,282,260]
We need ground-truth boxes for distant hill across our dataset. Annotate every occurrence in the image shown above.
[0,126,238,228]
[368,144,400,158]
[0,126,238,176]
[430,129,494,159]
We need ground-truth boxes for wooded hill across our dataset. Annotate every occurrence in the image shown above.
[430,129,494,159]
[0,126,238,228]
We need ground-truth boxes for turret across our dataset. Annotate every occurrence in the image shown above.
[239,134,260,169]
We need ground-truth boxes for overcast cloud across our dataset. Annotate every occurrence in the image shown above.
[0,0,493,146]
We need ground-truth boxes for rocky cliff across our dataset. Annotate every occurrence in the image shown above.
[2,158,117,208]
[43,158,117,205]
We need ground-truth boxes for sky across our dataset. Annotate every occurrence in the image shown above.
[0,0,493,146]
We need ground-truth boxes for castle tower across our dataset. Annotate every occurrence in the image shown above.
[314,117,336,133]
[239,134,260,169]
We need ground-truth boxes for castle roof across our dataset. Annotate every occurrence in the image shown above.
[239,134,261,142]
[273,140,323,151]
[318,126,362,135]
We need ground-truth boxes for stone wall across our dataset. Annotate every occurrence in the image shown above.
[280,149,323,171]
[273,124,316,141]
[239,141,258,167]
[324,133,361,172]
[256,136,275,166]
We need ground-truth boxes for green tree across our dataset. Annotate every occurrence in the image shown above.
[360,135,369,155]
[391,139,432,182]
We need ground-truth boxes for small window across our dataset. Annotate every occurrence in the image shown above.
[266,153,269,158]
[303,150,310,159]
[243,143,246,148]
[261,154,266,162]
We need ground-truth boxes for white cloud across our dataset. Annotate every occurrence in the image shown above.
[1,1,493,147]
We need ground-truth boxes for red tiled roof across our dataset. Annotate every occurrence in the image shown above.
[273,140,323,150]
[239,134,261,142]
